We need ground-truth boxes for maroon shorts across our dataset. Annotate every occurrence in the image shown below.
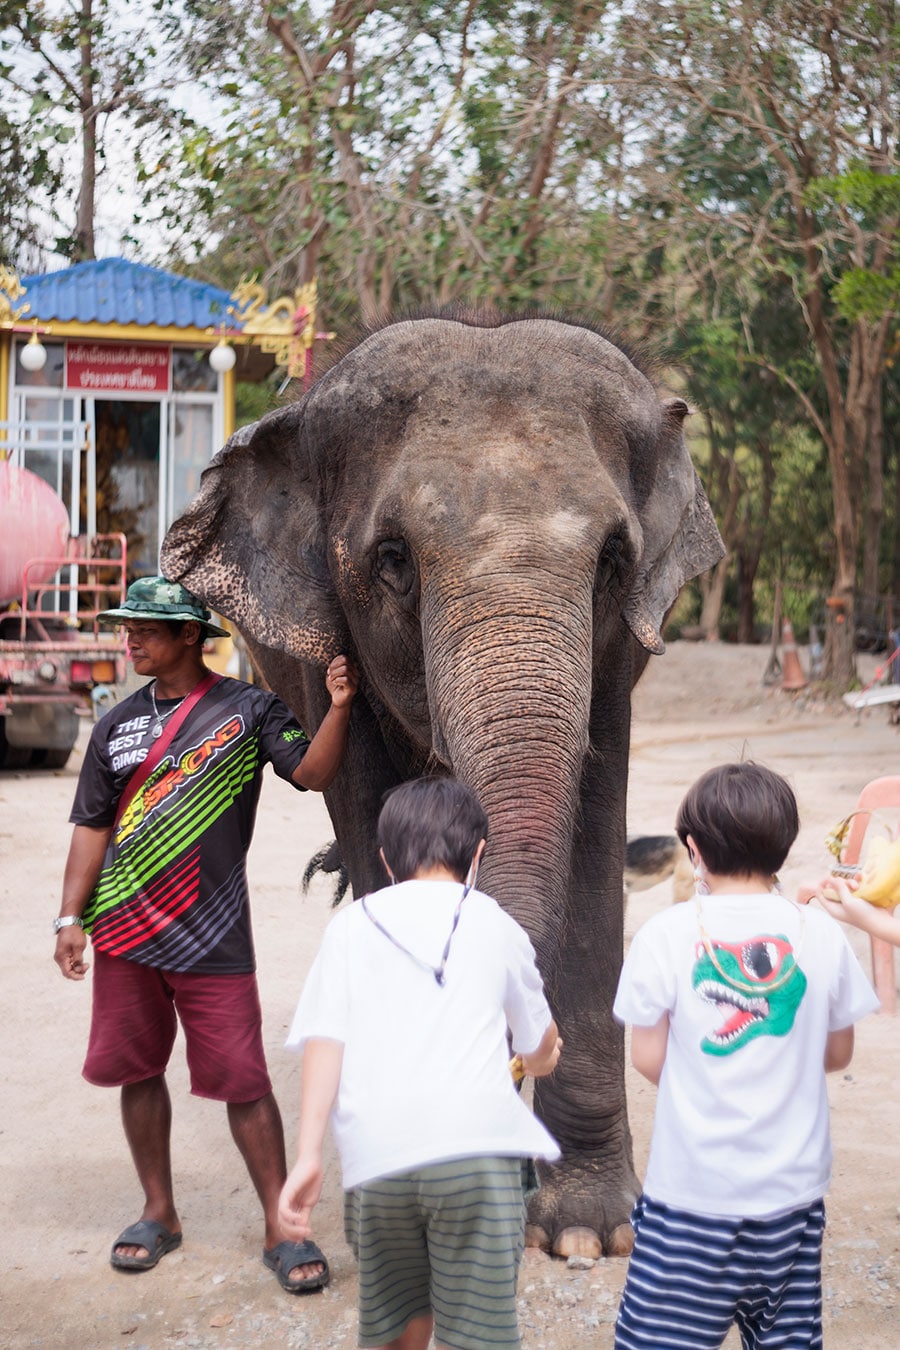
[83,950,273,1103]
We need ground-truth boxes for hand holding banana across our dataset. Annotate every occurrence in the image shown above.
[823,835,900,909]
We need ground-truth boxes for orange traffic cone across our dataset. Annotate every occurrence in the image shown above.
[781,619,808,691]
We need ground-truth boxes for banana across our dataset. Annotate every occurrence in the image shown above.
[509,1054,525,1084]
[855,836,900,908]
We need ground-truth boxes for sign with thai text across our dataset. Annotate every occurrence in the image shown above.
[66,342,171,393]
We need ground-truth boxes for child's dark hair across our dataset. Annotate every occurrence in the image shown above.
[675,762,799,878]
[378,777,488,883]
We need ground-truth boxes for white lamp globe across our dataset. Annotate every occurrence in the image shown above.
[209,339,236,373]
[20,333,48,372]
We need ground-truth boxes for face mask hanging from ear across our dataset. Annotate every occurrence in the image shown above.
[691,851,710,896]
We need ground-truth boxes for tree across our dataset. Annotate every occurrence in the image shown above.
[611,0,899,684]
[154,4,627,320]
[0,0,189,263]
[0,104,62,266]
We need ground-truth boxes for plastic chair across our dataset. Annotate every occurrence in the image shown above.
[832,776,899,1014]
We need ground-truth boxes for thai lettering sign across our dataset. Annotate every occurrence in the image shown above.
[66,341,171,392]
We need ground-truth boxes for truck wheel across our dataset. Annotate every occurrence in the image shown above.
[32,747,71,770]
[0,725,32,770]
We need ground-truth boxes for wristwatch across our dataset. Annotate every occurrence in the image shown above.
[52,915,84,934]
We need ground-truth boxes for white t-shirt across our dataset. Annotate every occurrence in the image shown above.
[286,879,561,1189]
[613,892,879,1218]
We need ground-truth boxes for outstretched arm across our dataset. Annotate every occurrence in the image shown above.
[813,875,900,946]
[54,823,112,980]
[278,1038,344,1243]
[293,656,359,791]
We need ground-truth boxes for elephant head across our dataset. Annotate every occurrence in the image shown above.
[163,315,720,945]
[161,314,723,1254]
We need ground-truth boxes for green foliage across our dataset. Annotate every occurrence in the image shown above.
[0,107,62,263]
[806,168,900,222]
[2,0,898,659]
[0,0,193,264]
[235,378,283,429]
[832,268,900,324]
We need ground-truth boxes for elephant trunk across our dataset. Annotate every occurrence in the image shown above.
[423,580,593,972]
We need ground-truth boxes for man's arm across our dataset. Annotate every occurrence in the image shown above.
[54,823,112,980]
[630,1014,670,1085]
[277,1038,344,1242]
[292,655,359,792]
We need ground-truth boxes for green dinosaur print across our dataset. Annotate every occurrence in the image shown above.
[692,934,807,1056]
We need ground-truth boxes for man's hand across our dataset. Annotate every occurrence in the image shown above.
[55,824,110,981]
[293,659,359,790]
[55,926,90,980]
[325,655,359,710]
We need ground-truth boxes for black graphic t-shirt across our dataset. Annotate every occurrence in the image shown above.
[70,677,309,974]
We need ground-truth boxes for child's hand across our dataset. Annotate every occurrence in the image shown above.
[278,1154,324,1242]
[521,1023,563,1078]
[814,874,852,919]
[815,875,874,929]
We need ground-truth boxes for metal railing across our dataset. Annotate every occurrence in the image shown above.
[4,534,128,644]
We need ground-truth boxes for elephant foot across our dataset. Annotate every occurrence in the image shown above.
[526,1154,638,1258]
[525,1221,633,1259]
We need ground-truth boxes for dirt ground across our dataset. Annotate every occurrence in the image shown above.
[1,640,898,1349]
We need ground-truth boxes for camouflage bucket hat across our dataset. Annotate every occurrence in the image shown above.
[97,576,230,638]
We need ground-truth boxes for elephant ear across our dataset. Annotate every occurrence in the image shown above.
[623,399,725,655]
[160,403,347,666]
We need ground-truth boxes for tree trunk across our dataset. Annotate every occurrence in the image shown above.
[699,554,728,638]
[736,551,757,643]
[73,0,96,262]
[892,420,900,598]
[824,585,857,687]
[861,376,885,603]
[823,323,889,686]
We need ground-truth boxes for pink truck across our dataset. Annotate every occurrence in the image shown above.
[0,461,127,770]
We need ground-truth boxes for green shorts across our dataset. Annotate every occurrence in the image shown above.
[344,1155,526,1349]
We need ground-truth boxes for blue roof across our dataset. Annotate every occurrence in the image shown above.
[20,257,235,330]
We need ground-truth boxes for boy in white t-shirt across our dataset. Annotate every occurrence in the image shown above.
[613,762,879,1350]
[278,776,562,1350]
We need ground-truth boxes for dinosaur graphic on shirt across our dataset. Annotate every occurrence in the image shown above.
[692,934,807,1055]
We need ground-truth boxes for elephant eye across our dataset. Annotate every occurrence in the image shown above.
[376,538,416,596]
[596,534,627,592]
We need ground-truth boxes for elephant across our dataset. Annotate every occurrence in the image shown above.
[160,312,724,1257]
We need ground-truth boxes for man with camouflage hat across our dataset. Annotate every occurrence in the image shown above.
[54,577,358,1293]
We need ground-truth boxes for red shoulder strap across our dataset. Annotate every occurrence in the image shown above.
[114,671,222,828]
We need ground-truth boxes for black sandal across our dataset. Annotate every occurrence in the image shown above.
[110,1219,182,1271]
[263,1239,330,1293]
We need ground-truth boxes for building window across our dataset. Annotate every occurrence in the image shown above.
[172,348,218,393]
[14,340,65,388]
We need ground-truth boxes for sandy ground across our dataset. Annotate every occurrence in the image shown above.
[1,640,898,1349]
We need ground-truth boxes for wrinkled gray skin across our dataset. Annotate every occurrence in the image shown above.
[161,315,724,1257]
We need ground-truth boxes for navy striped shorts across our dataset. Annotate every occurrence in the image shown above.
[615,1194,825,1350]
[344,1155,526,1349]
